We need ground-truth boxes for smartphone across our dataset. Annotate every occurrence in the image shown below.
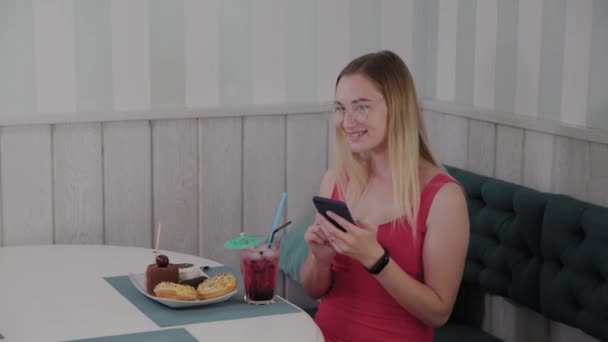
[312,196,355,232]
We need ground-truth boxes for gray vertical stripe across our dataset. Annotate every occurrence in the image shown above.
[286,0,317,103]
[455,0,477,106]
[494,0,518,113]
[412,0,428,97]
[219,0,252,106]
[0,0,36,113]
[586,0,608,130]
[74,0,112,112]
[424,0,439,99]
[150,0,185,109]
[350,0,381,58]
[538,0,567,122]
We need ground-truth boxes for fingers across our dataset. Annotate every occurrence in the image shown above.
[317,212,346,235]
[354,218,376,232]
[305,224,329,245]
[326,211,357,233]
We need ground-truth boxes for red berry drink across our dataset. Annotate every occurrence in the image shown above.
[240,241,280,304]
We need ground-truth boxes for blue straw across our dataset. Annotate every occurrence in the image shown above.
[268,192,287,242]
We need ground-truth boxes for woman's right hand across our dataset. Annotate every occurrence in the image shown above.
[304,214,336,264]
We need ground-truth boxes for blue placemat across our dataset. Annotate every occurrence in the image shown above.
[104,266,300,327]
[65,328,197,342]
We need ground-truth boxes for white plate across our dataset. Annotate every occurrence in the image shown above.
[127,272,238,308]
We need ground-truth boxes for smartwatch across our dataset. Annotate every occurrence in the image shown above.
[365,247,390,274]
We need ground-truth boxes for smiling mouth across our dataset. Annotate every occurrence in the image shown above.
[346,130,368,139]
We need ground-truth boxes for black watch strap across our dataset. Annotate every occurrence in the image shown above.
[365,247,390,274]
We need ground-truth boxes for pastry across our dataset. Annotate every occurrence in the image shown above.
[197,273,238,300]
[153,282,198,301]
[145,254,179,294]
[177,263,207,287]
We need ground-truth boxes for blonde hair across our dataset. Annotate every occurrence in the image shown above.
[332,50,441,240]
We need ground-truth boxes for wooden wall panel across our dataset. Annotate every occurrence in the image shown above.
[198,117,242,270]
[285,113,327,308]
[423,110,446,162]
[523,131,554,192]
[53,123,103,244]
[243,115,286,296]
[588,143,608,206]
[495,126,524,183]
[103,121,152,248]
[552,137,590,201]
[442,115,468,169]
[467,120,496,177]
[0,125,53,245]
[152,119,199,255]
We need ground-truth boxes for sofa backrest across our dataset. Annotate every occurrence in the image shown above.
[445,166,545,312]
[446,165,608,340]
[540,195,608,339]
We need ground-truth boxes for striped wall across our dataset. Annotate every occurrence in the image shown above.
[0,0,427,113]
[430,0,608,130]
[2,1,607,130]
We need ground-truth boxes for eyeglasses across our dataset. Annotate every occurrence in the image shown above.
[332,100,379,122]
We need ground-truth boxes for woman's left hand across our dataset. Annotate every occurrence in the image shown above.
[317,211,385,269]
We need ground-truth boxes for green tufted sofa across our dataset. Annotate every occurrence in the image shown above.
[279,165,608,341]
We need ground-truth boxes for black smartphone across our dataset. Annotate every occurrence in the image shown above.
[312,196,355,232]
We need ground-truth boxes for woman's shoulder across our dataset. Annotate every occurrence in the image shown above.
[319,168,338,198]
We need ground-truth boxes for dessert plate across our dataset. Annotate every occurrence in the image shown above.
[128,272,238,309]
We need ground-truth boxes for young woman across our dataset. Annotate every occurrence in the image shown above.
[300,50,470,342]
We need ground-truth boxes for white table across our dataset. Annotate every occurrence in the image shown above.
[0,245,324,342]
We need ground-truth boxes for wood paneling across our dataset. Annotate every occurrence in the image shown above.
[0,125,53,245]
[53,123,103,244]
[104,120,152,248]
[552,137,590,201]
[442,114,468,169]
[588,143,608,206]
[523,130,554,192]
[495,125,524,183]
[285,113,327,309]
[152,119,198,255]
[199,117,242,270]
[243,115,286,296]
[468,120,496,176]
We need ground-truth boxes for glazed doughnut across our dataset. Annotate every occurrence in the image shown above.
[197,273,238,300]
[153,282,198,301]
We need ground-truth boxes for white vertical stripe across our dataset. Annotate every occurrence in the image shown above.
[33,0,76,113]
[515,0,543,117]
[381,0,414,65]
[473,0,498,109]
[435,0,458,102]
[185,0,219,108]
[560,0,593,126]
[317,0,350,103]
[111,0,150,111]
[252,0,287,104]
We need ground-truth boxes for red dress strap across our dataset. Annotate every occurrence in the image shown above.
[417,173,461,234]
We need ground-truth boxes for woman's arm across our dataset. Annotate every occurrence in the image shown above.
[300,169,338,299]
[300,245,334,299]
[320,182,469,327]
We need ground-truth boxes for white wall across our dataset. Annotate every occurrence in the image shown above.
[0,0,427,114]
[429,0,608,130]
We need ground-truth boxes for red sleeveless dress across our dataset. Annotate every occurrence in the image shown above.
[313,173,458,342]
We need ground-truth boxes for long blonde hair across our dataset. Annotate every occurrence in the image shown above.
[333,50,441,239]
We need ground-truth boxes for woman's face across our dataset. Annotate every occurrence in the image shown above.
[334,74,388,154]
